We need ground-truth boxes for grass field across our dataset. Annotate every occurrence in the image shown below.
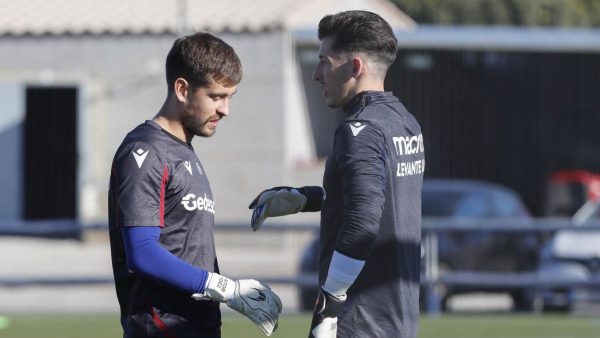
[1,313,599,338]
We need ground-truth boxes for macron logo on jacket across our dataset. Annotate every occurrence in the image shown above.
[132,148,149,168]
[183,161,193,175]
[349,122,366,136]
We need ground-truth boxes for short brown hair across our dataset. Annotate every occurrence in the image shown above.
[165,32,242,92]
[318,11,397,68]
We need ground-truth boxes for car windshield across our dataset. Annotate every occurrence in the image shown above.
[423,185,528,218]
[422,191,467,217]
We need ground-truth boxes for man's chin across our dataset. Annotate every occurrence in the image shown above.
[326,100,341,108]
[324,96,340,108]
[189,125,216,138]
[197,129,216,138]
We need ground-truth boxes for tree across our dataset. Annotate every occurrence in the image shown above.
[391,0,600,26]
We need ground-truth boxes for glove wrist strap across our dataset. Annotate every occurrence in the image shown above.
[315,288,346,318]
[298,186,325,212]
[194,272,235,302]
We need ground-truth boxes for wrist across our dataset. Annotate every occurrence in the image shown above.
[323,251,365,297]
[199,272,235,302]
[314,288,346,318]
[298,186,325,212]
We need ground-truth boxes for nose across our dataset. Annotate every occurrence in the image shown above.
[217,99,230,117]
[313,63,322,82]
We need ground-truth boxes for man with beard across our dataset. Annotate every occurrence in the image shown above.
[108,33,281,338]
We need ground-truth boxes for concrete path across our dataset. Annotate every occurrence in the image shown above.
[0,228,313,315]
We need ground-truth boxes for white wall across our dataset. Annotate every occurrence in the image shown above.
[0,32,322,225]
[192,32,319,225]
[0,82,23,219]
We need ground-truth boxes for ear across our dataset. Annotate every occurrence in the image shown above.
[351,57,365,78]
[174,78,189,103]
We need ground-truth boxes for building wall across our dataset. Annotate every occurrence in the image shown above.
[0,31,321,225]
[0,82,23,219]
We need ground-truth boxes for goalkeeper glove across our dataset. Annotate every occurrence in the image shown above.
[191,272,282,336]
[309,251,364,337]
[249,186,324,231]
[308,288,346,338]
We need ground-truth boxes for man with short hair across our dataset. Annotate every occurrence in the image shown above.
[109,32,281,338]
[249,11,424,338]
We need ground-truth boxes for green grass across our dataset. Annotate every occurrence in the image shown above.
[0,313,599,338]
[419,314,600,338]
[0,314,122,338]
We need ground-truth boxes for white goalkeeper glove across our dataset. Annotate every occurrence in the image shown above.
[309,251,365,338]
[249,186,324,231]
[191,272,282,336]
[309,288,346,338]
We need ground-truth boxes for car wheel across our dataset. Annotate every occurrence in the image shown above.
[541,288,573,313]
[421,262,451,313]
[542,302,572,313]
[511,290,535,312]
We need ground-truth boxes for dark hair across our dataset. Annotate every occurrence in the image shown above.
[318,10,397,67]
[165,32,242,93]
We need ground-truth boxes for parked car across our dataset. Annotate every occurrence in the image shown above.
[535,170,600,312]
[535,226,600,312]
[298,179,540,311]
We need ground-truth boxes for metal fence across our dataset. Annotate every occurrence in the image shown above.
[2,219,600,314]
[421,218,600,313]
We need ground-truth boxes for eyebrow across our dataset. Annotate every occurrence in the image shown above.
[215,89,237,97]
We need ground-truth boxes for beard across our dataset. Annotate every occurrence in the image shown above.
[325,98,339,108]
[325,96,342,108]
[181,103,216,138]
[322,87,343,108]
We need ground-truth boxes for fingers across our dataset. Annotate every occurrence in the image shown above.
[249,188,279,209]
[249,187,305,231]
[264,286,283,313]
[250,190,278,230]
[230,279,283,336]
[273,289,283,313]
[248,190,267,209]
[255,311,278,336]
[239,306,278,336]
[251,204,267,231]
[249,302,279,336]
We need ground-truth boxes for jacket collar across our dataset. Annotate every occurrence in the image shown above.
[342,91,396,114]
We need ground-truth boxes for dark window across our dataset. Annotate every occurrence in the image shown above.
[23,86,77,219]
